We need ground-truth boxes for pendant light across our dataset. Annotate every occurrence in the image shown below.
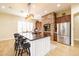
[25,3,34,20]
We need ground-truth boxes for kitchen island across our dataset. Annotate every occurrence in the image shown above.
[22,32,51,56]
[29,36,51,56]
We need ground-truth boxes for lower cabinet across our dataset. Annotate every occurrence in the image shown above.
[30,37,51,56]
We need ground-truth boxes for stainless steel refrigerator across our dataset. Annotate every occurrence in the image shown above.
[57,22,71,45]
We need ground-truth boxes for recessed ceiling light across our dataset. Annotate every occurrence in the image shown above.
[9,6,12,9]
[1,5,5,9]
[32,5,35,8]
[20,10,24,13]
[57,4,61,7]
[44,10,47,13]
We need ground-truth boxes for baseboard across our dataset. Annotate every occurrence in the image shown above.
[74,39,79,41]
[0,38,14,41]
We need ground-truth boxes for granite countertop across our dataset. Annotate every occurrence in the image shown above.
[20,32,50,41]
[28,36,49,41]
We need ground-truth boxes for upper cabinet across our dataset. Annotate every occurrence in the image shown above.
[35,20,43,37]
[35,21,42,31]
[42,13,54,24]
[56,15,71,23]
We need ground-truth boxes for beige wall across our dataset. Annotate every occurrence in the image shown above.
[74,14,79,41]
[72,4,79,42]
[71,4,79,46]
[72,4,79,41]
[56,9,71,17]
[0,12,22,40]
[72,4,79,14]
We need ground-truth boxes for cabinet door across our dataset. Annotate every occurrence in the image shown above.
[35,39,46,56]
[30,41,36,56]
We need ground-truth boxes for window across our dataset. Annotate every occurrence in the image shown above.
[18,20,26,33]
[26,21,34,31]
[18,19,34,33]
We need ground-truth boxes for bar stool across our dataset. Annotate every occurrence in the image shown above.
[14,33,31,56]
[19,36,31,56]
[14,33,20,56]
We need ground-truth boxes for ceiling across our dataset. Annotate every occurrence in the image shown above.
[0,3,71,19]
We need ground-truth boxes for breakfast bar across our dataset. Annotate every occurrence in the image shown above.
[22,32,51,56]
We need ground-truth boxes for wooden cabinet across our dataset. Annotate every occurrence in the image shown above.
[56,15,71,23]
[36,21,42,31]
[42,13,55,41]
[35,21,42,37]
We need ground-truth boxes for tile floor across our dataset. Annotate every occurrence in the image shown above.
[0,39,79,56]
[47,40,79,56]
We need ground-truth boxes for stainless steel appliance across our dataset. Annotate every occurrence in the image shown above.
[57,22,71,45]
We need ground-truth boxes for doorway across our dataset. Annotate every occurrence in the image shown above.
[74,13,79,47]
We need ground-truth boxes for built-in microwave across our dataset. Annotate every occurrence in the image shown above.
[44,24,51,31]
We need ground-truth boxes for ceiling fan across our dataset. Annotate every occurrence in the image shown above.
[25,3,34,20]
